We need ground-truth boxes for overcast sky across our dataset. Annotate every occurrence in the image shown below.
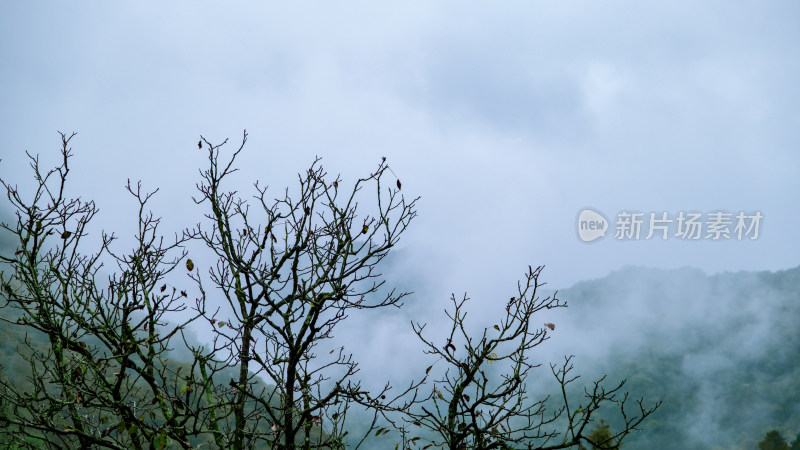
[1,2,798,298]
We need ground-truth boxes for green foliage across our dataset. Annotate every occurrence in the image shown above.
[759,430,789,450]
[790,432,800,450]
[587,420,615,449]
[560,266,800,449]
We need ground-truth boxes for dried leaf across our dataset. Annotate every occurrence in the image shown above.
[545,323,555,331]
[160,284,166,292]
[186,259,194,271]
[362,224,369,234]
[493,325,500,331]
[198,140,202,149]
[61,231,72,239]
[426,365,432,375]
[396,179,402,190]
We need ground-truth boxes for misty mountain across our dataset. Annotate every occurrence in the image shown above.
[553,265,800,449]
[348,261,800,449]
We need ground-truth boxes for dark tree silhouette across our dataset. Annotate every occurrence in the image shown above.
[399,266,660,449]
[184,131,420,449]
[0,131,419,449]
[759,430,790,450]
[0,131,659,450]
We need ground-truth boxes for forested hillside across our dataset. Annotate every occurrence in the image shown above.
[554,266,800,449]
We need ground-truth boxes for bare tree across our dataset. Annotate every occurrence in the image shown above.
[0,132,205,448]
[0,131,420,449]
[404,265,661,450]
[184,131,420,449]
